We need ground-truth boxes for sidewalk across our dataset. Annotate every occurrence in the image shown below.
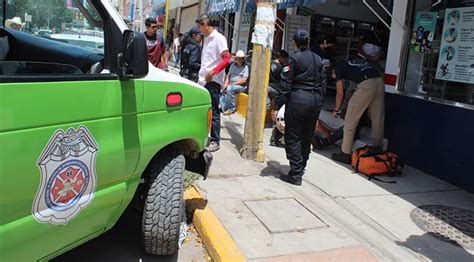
[196,114,474,261]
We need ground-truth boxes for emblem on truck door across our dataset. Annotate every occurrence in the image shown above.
[32,126,99,225]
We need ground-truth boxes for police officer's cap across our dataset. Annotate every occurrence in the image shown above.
[293,29,310,45]
[190,26,203,36]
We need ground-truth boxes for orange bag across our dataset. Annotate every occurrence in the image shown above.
[352,146,404,181]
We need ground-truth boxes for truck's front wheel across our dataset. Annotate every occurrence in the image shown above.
[142,150,185,255]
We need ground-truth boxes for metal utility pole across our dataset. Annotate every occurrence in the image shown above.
[241,0,275,162]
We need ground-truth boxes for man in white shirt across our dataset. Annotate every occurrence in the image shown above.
[196,14,231,152]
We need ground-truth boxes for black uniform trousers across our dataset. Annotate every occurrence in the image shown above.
[284,89,323,181]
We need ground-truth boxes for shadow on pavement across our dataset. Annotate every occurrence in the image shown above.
[260,160,288,179]
[53,208,178,262]
[222,120,244,151]
[395,233,474,262]
[185,198,208,222]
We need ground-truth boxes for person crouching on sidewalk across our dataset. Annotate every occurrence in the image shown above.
[331,58,385,164]
[220,50,249,115]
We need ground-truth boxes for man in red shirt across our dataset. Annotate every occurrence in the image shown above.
[144,17,166,69]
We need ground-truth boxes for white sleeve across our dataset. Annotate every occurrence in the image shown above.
[217,34,228,55]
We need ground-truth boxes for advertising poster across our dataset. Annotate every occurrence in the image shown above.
[436,7,474,84]
[409,12,437,53]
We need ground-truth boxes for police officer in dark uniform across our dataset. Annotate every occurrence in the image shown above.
[272,29,324,186]
[180,26,203,82]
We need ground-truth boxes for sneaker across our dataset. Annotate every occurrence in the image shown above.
[279,175,302,186]
[206,141,220,152]
[331,152,351,164]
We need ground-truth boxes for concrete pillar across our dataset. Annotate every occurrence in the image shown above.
[384,0,409,93]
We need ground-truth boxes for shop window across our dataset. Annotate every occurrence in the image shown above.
[402,0,474,106]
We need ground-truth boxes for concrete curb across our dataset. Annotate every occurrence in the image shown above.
[184,186,246,262]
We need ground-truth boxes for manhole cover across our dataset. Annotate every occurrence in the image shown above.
[411,205,474,251]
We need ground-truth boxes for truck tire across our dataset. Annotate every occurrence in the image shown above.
[142,150,185,255]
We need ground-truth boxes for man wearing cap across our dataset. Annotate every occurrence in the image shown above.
[196,14,231,152]
[144,17,166,69]
[330,58,385,164]
[180,26,203,82]
[220,50,249,115]
[273,29,324,186]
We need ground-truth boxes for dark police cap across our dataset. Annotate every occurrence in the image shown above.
[293,29,310,42]
[190,26,203,36]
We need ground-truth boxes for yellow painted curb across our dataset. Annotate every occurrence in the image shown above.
[184,186,246,262]
[236,93,274,123]
[236,93,248,117]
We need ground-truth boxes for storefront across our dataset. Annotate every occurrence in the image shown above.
[287,0,473,192]
[205,0,242,51]
[385,0,474,193]
[201,0,474,192]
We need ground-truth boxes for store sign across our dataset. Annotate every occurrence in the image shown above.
[409,12,437,53]
[237,12,252,53]
[205,0,240,16]
[436,7,474,84]
[274,0,326,9]
[246,0,325,11]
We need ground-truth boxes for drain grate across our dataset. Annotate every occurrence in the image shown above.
[411,205,474,251]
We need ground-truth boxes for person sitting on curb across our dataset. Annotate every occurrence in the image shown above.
[220,50,249,115]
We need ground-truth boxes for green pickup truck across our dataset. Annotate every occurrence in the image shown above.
[0,0,212,260]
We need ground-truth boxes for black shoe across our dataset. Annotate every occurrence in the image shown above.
[279,175,302,186]
[331,152,351,164]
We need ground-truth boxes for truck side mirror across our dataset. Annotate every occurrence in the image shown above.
[118,30,148,79]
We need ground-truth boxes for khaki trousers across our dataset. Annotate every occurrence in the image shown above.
[342,77,385,154]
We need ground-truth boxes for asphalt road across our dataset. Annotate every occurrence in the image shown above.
[53,208,208,262]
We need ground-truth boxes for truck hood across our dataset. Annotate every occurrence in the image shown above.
[143,64,207,91]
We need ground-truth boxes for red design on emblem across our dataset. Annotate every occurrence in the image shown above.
[51,167,85,205]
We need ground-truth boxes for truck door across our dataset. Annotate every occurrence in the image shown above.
[0,3,141,260]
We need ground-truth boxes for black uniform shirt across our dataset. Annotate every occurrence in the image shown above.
[269,60,283,91]
[275,49,323,110]
[335,59,380,84]
[181,39,202,72]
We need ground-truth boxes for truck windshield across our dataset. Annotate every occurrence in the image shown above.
[3,0,104,53]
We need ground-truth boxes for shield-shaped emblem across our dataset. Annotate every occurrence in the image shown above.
[32,126,99,225]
